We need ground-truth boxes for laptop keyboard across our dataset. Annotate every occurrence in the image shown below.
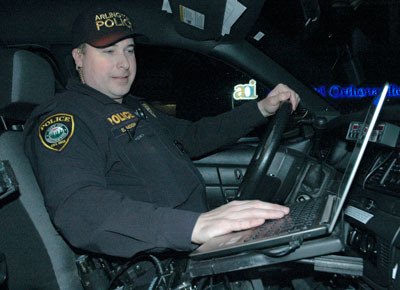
[247,196,327,241]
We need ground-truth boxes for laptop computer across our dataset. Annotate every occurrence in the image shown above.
[190,83,389,260]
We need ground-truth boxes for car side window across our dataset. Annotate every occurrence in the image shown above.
[131,45,269,121]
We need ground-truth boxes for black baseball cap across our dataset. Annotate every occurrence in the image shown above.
[72,6,136,48]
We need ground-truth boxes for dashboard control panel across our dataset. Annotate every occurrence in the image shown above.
[346,122,400,148]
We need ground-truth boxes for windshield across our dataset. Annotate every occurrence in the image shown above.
[247,0,400,114]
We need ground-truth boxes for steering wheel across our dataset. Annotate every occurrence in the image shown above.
[236,101,292,201]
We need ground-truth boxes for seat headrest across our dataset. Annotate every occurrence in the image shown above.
[0,49,55,108]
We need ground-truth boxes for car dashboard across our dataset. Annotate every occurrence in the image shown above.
[282,116,400,289]
[283,113,400,290]
[194,109,400,289]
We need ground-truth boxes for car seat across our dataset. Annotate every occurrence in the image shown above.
[0,49,83,290]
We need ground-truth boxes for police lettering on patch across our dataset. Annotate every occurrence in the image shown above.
[106,111,139,139]
[107,111,137,125]
[39,113,75,152]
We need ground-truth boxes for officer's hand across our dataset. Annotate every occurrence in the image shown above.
[257,83,300,117]
[191,200,289,244]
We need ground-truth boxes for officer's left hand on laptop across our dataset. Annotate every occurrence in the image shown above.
[191,200,290,244]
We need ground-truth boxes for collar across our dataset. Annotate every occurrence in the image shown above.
[66,77,125,105]
[66,77,144,107]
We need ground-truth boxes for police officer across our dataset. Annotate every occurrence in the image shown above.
[24,4,300,285]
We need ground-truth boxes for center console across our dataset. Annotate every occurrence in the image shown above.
[345,159,400,290]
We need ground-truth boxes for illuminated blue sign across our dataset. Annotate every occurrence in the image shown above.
[314,84,400,99]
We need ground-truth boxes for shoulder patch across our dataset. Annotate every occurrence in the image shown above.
[38,113,75,152]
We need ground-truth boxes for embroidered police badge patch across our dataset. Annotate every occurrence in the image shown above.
[39,113,75,152]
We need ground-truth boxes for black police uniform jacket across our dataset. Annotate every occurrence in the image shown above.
[24,79,267,258]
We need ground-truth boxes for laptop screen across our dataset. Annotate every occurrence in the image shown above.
[328,82,389,232]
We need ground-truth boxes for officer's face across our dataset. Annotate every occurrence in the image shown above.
[73,38,136,103]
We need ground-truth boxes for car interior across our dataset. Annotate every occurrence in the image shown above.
[0,0,400,289]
